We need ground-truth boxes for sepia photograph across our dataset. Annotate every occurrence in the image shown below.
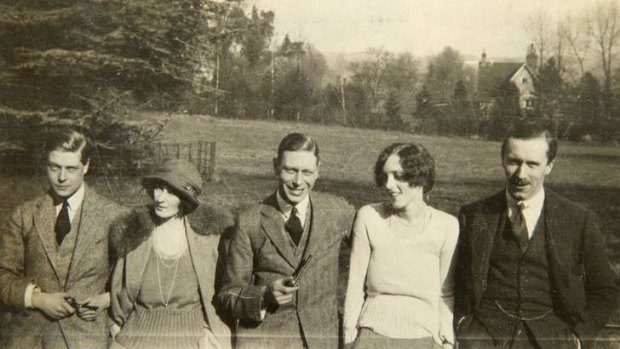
[0,0,619,348]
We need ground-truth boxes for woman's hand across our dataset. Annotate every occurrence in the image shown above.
[76,292,110,321]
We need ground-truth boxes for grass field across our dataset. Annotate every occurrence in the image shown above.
[1,113,619,266]
[1,114,619,341]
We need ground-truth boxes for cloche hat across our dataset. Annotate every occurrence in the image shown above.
[142,159,202,208]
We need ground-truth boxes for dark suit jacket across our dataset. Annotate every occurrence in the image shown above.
[217,191,355,349]
[455,189,618,342]
[0,186,125,349]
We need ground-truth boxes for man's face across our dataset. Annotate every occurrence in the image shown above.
[502,137,554,201]
[47,150,89,198]
[274,151,319,205]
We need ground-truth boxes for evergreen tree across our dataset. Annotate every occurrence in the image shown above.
[385,90,403,130]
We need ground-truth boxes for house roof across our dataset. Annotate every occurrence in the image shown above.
[478,62,521,99]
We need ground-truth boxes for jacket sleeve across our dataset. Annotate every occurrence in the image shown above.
[109,257,134,327]
[0,206,34,310]
[454,208,473,325]
[216,216,265,322]
[572,210,618,339]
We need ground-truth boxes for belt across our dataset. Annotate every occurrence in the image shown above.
[495,301,553,321]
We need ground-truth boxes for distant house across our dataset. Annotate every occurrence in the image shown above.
[477,44,539,112]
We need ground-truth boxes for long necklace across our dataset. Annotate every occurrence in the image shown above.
[154,218,187,307]
[156,252,180,307]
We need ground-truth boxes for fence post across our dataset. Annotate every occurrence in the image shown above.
[208,142,216,181]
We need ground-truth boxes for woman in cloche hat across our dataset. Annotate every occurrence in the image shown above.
[109,159,233,349]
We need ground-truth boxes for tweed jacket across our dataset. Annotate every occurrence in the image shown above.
[0,185,124,349]
[217,191,355,349]
[109,205,234,349]
[454,189,618,341]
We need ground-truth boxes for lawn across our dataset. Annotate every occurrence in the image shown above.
[2,113,619,271]
[1,114,619,343]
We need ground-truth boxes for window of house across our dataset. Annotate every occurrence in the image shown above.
[522,77,528,83]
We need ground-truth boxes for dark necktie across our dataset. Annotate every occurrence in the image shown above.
[512,201,529,253]
[55,200,71,245]
[285,207,303,245]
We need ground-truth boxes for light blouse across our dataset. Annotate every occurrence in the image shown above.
[343,203,459,345]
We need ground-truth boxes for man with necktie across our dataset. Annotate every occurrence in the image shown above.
[454,121,618,349]
[0,128,124,348]
[218,132,356,349]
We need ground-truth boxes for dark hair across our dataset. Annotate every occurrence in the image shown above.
[374,143,435,193]
[144,180,195,216]
[501,120,557,163]
[43,128,92,165]
[275,133,320,165]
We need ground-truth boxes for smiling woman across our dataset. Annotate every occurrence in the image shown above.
[343,143,459,349]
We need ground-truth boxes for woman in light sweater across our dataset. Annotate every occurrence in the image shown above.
[343,143,459,349]
[109,160,233,349]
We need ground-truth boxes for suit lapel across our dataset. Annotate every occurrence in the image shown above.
[470,192,506,305]
[66,187,100,287]
[302,194,327,260]
[33,194,63,284]
[260,194,297,269]
[542,191,570,289]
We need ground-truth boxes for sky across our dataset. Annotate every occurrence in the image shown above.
[248,0,591,59]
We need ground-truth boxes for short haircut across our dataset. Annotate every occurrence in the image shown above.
[43,128,92,165]
[275,133,320,165]
[501,120,557,163]
[374,143,436,193]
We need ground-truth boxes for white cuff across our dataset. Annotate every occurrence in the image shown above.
[24,284,39,309]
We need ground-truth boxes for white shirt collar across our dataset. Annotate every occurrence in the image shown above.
[506,187,545,238]
[276,190,310,228]
[54,184,85,222]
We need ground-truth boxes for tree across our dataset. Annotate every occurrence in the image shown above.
[487,80,522,139]
[384,90,404,130]
[587,0,620,117]
[559,13,591,78]
[535,57,564,118]
[0,0,245,169]
[348,48,391,113]
[523,8,553,68]
[425,46,464,103]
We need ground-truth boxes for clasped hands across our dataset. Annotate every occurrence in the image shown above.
[31,290,109,321]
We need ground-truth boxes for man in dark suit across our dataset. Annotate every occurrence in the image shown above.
[218,133,355,349]
[455,121,618,349]
[0,128,124,349]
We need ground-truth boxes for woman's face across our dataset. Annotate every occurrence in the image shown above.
[382,154,423,211]
[152,185,182,219]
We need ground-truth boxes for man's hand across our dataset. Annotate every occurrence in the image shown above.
[76,292,110,321]
[263,278,299,307]
[31,291,75,320]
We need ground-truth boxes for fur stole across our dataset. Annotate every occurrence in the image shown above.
[110,204,234,259]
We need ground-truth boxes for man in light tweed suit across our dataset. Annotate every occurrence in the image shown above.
[0,128,124,349]
[218,133,356,349]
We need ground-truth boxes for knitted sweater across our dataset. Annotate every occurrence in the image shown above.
[343,203,459,345]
